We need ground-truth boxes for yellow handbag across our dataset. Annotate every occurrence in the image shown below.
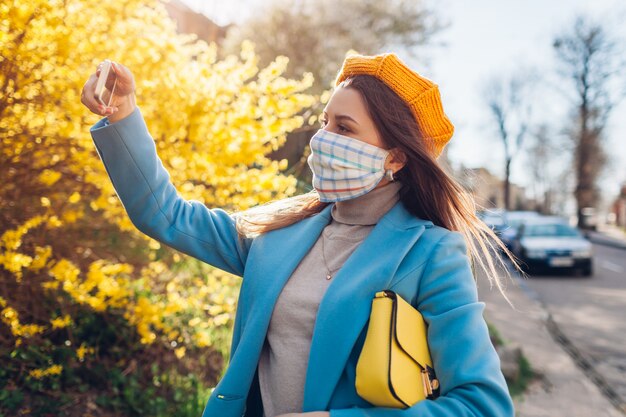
[355,289,440,408]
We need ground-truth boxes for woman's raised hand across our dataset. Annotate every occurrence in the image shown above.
[81,60,137,123]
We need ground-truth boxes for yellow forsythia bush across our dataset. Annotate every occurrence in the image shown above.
[0,0,316,414]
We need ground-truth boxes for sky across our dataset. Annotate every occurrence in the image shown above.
[181,0,626,212]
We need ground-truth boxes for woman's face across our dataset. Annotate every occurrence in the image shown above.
[320,86,407,182]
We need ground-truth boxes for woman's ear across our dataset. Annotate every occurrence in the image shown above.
[386,148,407,173]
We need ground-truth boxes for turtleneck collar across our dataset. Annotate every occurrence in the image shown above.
[330,181,403,226]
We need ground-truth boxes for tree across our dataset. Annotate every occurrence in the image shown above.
[483,72,534,210]
[553,16,625,227]
[0,0,315,414]
[221,0,444,92]
[526,124,565,214]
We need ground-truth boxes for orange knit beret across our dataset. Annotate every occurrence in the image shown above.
[334,52,454,159]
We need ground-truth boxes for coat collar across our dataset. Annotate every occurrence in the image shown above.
[322,198,433,231]
[234,199,433,411]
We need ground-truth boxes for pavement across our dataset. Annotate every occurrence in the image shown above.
[586,224,626,250]
[477,236,626,417]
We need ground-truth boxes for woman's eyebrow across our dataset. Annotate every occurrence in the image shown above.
[322,111,360,125]
[336,114,359,125]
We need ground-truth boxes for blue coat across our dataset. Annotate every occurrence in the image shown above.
[90,107,514,417]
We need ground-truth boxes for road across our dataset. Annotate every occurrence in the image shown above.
[517,242,626,408]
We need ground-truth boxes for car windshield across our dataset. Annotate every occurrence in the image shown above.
[484,216,505,226]
[506,218,523,228]
[523,224,581,237]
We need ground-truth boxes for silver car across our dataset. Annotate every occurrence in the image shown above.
[513,217,593,276]
[500,210,541,250]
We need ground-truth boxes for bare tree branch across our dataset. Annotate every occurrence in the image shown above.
[482,71,535,210]
[553,15,624,227]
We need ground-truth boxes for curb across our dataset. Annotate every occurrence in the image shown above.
[584,230,626,250]
[544,313,626,414]
[587,234,626,250]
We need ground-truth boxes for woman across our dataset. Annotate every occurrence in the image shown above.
[81,52,516,417]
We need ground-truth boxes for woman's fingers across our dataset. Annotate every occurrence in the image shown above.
[104,61,135,97]
[81,60,135,116]
[80,73,102,114]
[80,72,118,116]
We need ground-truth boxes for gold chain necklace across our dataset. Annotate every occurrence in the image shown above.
[320,230,341,280]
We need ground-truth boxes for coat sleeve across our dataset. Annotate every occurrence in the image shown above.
[329,231,514,417]
[89,106,251,277]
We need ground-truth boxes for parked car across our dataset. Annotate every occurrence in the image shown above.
[513,217,593,276]
[478,209,507,237]
[499,211,541,250]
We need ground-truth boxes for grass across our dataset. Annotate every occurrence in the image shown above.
[487,320,537,398]
[507,354,536,398]
[487,321,505,347]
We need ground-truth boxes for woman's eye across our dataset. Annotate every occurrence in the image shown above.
[320,119,349,133]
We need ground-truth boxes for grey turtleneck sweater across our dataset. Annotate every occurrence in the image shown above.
[257,181,403,417]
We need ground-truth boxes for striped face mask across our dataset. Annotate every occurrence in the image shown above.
[307,129,390,202]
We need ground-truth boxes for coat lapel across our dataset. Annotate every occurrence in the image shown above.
[301,201,431,412]
[204,205,335,417]
[238,203,333,329]
[228,203,334,393]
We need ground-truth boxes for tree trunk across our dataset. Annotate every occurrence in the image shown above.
[504,158,512,210]
[575,99,595,227]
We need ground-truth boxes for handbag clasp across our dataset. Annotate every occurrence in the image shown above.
[421,369,440,399]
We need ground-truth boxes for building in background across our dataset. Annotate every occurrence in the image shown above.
[611,183,626,228]
[456,166,533,211]
[162,0,229,44]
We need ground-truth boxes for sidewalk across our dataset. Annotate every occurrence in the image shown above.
[477,273,623,417]
[587,224,626,250]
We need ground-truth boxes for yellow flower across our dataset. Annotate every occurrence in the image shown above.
[76,344,95,361]
[61,208,84,223]
[68,191,81,204]
[1,306,45,338]
[49,259,80,284]
[194,331,212,348]
[28,245,52,272]
[29,365,63,380]
[174,346,186,359]
[46,216,62,228]
[41,281,60,290]
[213,313,230,326]
[37,169,62,186]
[0,215,45,250]
[50,315,72,329]
[0,251,33,281]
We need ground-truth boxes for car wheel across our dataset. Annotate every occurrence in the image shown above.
[581,266,593,277]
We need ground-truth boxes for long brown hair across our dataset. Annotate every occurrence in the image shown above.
[235,75,519,303]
